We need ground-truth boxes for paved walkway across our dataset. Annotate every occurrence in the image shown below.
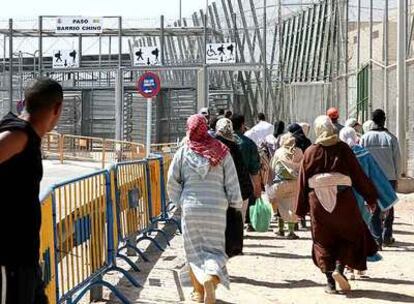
[90,196,414,304]
[41,160,103,193]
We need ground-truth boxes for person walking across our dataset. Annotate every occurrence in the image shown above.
[327,107,344,134]
[295,115,379,294]
[167,114,242,304]
[267,133,303,239]
[287,123,312,153]
[339,126,398,278]
[215,118,250,256]
[0,78,63,304]
[360,109,401,247]
[232,114,262,230]
[265,121,285,157]
[215,118,252,205]
[244,113,274,146]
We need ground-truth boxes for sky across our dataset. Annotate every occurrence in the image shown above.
[0,0,206,21]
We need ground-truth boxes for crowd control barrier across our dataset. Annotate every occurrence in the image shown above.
[42,133,146,168]
[39,191,58,304]
[146,155,181,234]
[38,154,179,304]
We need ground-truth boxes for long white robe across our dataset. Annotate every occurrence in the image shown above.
[167,146,242,288]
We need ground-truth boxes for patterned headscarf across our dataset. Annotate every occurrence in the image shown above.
[215,118,235,142]
[314,115,339,147]
[339,126,359,148]
[186,114,229,166]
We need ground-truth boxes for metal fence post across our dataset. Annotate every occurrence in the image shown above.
[59,134,64,164]
[8,18,13,113]
[102,139,106,169]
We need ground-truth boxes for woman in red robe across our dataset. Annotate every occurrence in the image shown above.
[295,115,378,294]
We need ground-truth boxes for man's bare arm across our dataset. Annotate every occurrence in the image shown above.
[0,131,28,164]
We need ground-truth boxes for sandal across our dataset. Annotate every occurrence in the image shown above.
[190,291,204,303]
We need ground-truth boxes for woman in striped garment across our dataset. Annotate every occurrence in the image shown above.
[167,114,243,304]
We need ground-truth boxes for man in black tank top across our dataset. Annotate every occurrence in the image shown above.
[0,78,63,304]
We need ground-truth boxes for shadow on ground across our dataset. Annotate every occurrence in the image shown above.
[108,220,182,303]
[345,290,414,302]
[243,251,312,260]
[230,275,324,289]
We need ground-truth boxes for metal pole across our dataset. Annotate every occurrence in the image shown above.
[39,16,43,76]
[179,0,182,22]
[397,0,407,176]
[118,16,122,67]
[78,35,82,67]
[345,0,349,117]
[3,35,6,75]
[203,1,209,108]
[384,0,389,114]
[263,0,267,115]
[357,0,360,71]
[278,0,284,120]
[115,67,123,141]
[8,19,13,113]
[161,15,165,65]
[369,0,373,115]
[98,35,102,84]
[18,51,23,100]
[146,98,152,157]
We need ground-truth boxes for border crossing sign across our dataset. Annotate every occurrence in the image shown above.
[137,72,161,98]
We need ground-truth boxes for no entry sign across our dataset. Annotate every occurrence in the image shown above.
[137,72,161,98]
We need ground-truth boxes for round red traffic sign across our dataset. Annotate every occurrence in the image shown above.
[137,72,161,98]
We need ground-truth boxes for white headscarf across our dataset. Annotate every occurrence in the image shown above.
[363,120,376,133]
[345,118,359,128]
[339,126,359,148]
[314,115,339,146]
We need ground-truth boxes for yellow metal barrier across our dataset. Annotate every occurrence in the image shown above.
[114,161,150,249]
[162,154,173,201]
[42,132,62,159]
[60,134,105,167]
[43,133,146,168]
[38,155,178,303]
[54,172,108,299]
[147,158,162,219]
[39,191,57,304]
[103,139,145,165]
[150,143,178,153]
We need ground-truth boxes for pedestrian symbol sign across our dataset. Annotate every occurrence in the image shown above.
[206,43,236,64]
[53,49,79,69]
[133,47,162,66]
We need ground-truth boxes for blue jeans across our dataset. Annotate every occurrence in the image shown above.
[370,180,396,244]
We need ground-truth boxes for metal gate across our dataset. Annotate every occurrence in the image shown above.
[357,65,369,122]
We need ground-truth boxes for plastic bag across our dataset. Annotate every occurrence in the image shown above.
[249,197,273,232]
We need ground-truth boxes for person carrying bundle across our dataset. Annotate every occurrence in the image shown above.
[267,133,303,239]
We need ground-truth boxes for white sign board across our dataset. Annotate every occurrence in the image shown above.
[52,49,79,69]
[206,43,236,64]
[133,47,162,66]
[55,17,103,34]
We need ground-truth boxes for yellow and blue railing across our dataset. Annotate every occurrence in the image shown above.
[39,153,178,304]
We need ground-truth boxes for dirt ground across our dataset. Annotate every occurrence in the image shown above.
[90,195,414,304]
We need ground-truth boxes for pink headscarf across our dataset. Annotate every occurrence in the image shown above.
[186,114,229,166]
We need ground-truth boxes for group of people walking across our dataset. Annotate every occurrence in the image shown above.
[167,106,401,303]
